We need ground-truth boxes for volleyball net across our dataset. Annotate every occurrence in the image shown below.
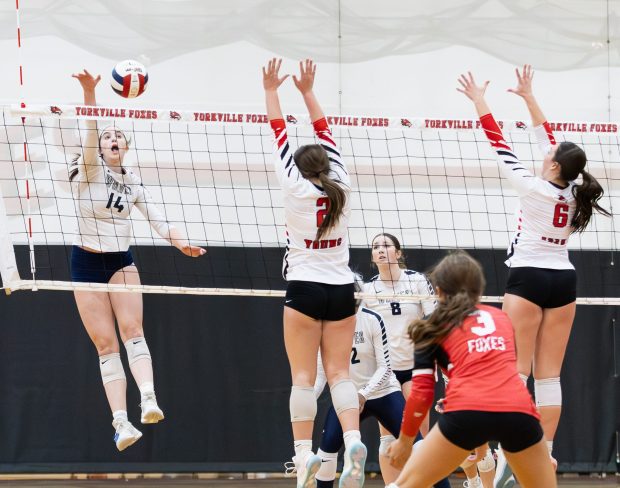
[0,104,618,303]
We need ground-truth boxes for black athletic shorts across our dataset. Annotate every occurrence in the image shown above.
[438,410,543,452]
[71,245,134,284]
[505,266,577,308]
[394,369,413,385]
[284,281,355,321]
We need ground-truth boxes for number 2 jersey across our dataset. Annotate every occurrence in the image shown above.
[481,114,576,270]
[401,304,538,437]
[270,117,352,284]
[69,149,173,253]
[362,270,435,371]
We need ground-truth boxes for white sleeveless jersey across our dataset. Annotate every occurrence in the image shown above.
[481,116,575,270]
[270,118,352,284]
[362,269,435,371]
[69,154,173,252]
[315,307,400,401]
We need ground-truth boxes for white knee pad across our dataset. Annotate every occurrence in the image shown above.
[289,386,317,422]
[315,449,338,482]
[99,353,126,384]
[477,448,495,473]
[378,435,396,457]
[534,377,562,407]
[330,379,359,415]
[124,337,151,365]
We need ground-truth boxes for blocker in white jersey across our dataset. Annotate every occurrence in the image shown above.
[271,117,352,285]
[363,270,435,372]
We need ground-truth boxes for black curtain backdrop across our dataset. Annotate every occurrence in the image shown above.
[0,246,617,473]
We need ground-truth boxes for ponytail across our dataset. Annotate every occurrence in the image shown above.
[571,170,611,233]
[316,171,347,240]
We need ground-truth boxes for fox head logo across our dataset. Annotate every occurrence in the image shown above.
[170,111,182,120]
[515,121,527,130]
[286,115,298,124]
[401,118,412,128]
[50,106,63,115]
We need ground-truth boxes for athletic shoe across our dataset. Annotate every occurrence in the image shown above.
[112,418,142,451]
[493,447,515,488]
[339,440,367,488]
[140,391,164,424]
[288,451,321,488]
[464,477,483,488]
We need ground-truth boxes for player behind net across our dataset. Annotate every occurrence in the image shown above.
[263,58,366,488]
[385,251,557,488]
[457,66,611,486]
[69,70,205,451]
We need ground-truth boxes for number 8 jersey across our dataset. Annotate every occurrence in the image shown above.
[270,117,353,284]
[481,114,576,270]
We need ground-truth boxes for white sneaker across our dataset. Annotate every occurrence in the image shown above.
[339,440,367,488]
[112,418,142,451]
[464,477,483,488]
[140,391,164,424]
[290,451,321,488]
[493,447,515,488]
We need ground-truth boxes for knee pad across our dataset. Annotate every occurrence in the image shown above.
[477,448,495,473]
[289,386,317,422]
[315,449,338,482]
[330,379,358,415]
[99,353,126,384]
[124,336,151,365]
[534,377,562,407]
[379,435,396,457]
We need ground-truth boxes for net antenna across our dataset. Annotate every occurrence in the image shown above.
[1,105,618,305]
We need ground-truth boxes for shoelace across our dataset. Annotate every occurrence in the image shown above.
[284,460,297,476]
[140,392,156,407]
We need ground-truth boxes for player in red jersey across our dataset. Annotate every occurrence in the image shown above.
[457,67,610,486]
[385,251,556,488]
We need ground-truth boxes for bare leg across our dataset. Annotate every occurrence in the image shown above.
[378,423,401,485]
[393,425,469,488]
[534,301,576,442]
[502,294,543,377]
[283,306,322,440]
[504,440,557,488]
[74,289,125,412]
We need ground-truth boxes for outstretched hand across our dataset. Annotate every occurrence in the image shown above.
[456,71,489,102]
[262,58,289,92]
[508,64,534,99]
[180,244,206,258]
[71,69,101,92]
[292,59,316,95]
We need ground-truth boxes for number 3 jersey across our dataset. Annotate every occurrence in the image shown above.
[481,114,576,270]
[362,270,435,371]
[401,305,538,437]
[69,154,173,253]
[270,117,352,284]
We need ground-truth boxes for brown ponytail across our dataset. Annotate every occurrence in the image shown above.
[294,144,347,240]
[408,251,485,350]
[553,142,611,233]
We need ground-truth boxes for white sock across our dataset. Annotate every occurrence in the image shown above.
[294,440,313,458]
[343,429,361,450]
[112,410,128,422]
[139,381,154,396]
[468,475,481,483]
[546,440,554,455]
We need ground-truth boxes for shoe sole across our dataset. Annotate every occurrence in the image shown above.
[141,410,165,424]
[116,431,143,451]
[339,443,367,488]
[297,454,321,488]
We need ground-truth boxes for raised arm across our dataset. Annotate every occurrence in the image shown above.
[508,64,556,153]
[262,58,289,122]
[293,59,324,123]
[457,71,537,196]
[71,70,101,180]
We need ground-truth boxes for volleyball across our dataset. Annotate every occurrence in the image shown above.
[111,59,148,98]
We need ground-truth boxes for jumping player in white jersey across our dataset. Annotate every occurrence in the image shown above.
[70,70,205,451]
[262,58,366,488]
[457,66,610,487]
[362,234,451,488]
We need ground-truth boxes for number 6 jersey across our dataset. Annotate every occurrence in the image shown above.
[481,114,576,270]
[69,151,173,253]
[270,117,352,284]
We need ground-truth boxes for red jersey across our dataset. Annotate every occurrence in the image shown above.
[401,304,538,437]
